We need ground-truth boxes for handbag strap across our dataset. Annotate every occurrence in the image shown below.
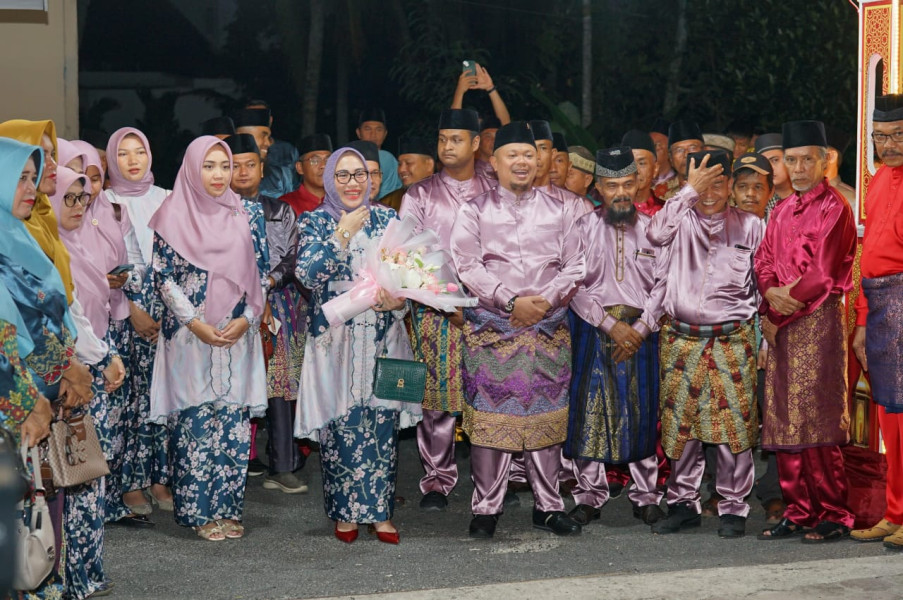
[19,444,45,494]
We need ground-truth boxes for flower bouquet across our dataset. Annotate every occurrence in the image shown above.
[322,216,477,326]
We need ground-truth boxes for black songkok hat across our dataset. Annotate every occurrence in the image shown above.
[732,152,773,177]
[201,116,235,137]
[685,149,732,177]
[479,114,502,132]
[529,120,554,142]
[874,95,903,123]
[595,146,637,179]
[621,129,656,155]
[298,134,333,157]
[668,119,703,147]
[398,135,434,158]
[493,121,536,151]
[358,108,387,126]
[346,140,379,163]
[824,125,851,155]
[651,117,670,136]
[232,108,270,128]
[438,109,480,132]
[782,120,827,149]
[224,133,260,156]
[754,133,782,154]
[551,132,568,152]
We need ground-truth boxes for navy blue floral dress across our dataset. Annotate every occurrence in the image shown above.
[149,208,268,528]
[295,206,420,524]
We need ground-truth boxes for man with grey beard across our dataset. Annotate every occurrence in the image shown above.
[564,147,667,526]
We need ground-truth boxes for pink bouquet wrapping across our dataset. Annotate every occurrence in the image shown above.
[321,216,478,326]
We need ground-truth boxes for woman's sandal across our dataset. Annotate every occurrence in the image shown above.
[756,517,806,540]
[218,519,245,539]
[194,523,225,541]
[800,520,850,544]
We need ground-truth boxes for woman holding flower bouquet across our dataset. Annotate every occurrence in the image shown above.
[295,147,421,544]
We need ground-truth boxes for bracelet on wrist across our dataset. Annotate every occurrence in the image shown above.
[487,86,497,94]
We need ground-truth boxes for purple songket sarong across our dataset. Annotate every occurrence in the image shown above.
[462,306,571,451]
[863,272,903,412]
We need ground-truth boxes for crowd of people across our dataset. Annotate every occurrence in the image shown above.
[2,63,903,600]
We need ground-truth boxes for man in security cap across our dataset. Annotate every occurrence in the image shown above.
[565,146,668,527]
[399,109,494,513]
[648,149,764,539]
[755,120,857,543]
[225,133,308,494]
[450,121,586,539]
[851,94,903,549]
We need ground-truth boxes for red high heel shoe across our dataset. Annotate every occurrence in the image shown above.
[334,524,359,544]
[367,523,400,544]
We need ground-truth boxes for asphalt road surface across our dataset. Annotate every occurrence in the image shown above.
[104,432,899,600]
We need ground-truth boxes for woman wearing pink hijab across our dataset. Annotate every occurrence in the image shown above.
[104,127,173,517]
[70,138,153,526]
[49,165,127,599]
[148,136,267,541]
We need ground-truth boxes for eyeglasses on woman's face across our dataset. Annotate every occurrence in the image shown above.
[63,192,91,207]
[334,169,369,184]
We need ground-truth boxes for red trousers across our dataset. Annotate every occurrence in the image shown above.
[879,406,903,524]
[776,445,854,528]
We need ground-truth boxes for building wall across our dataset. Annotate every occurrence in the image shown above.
[0,0,79,137]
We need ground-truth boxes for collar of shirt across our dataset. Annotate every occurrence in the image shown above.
[497,184,535,205]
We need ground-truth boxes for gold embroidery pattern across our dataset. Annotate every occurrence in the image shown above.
[762,297,850,448]
[463,405,568,451]
[410,307,466,413]
[660,321,758,459]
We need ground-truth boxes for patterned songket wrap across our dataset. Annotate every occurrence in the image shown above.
[660,318,759,460]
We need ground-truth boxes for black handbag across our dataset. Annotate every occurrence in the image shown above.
[372,357,426,403]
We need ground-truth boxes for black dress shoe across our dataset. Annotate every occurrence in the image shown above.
[633,503,666,525]
[532,509,582,536]
[568,503,601,525]
[718,514,747,538]
[419,491,448,512]
[650,502,701,534]
[111,514,155,528]
[469,514,499,539]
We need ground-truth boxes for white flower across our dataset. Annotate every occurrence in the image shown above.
[402,269,423,289]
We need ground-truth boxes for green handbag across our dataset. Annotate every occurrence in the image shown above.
[372,357,426,403]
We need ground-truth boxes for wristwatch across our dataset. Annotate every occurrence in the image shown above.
[504,295,518,313]
[336,226,351,240]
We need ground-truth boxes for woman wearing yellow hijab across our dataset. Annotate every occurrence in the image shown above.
[0,119,75,303]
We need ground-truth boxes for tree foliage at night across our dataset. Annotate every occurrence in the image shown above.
[80,0,860,183]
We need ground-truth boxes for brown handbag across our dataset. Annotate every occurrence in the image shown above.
[45,413,109,488]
